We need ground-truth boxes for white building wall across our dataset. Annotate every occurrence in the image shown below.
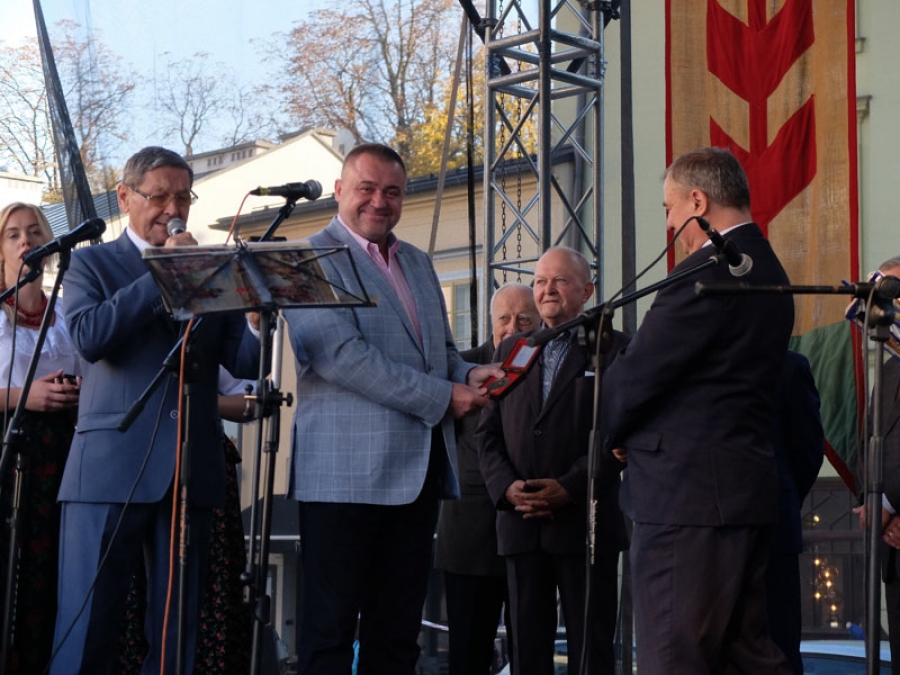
[189,132,344,246]
[0,171,45,208]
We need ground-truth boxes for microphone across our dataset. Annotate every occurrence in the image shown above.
[847,274,900,300]
[250,180,323,201]
[874,275,900,299]
[695,217,753,277]
[167,218,187,236]
[23,217,106,267]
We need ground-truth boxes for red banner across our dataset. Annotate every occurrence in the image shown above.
[666,0,861,483]
[666,0,858,335]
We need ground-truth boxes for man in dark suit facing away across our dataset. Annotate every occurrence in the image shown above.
[602,147,795,674]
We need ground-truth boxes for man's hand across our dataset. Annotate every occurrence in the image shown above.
[466,363,505,388]
[449,383,491,419]
[164,231,198,248]
[852,503,892,532]
[612,447,627,464]
[884,513,900,549]
[503,478,572,520]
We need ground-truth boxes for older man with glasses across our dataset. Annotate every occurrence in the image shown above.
[50,146,261,675]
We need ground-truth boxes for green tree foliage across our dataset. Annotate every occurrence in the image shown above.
[402,48,485,179]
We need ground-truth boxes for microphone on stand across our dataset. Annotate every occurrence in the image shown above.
[250,180,323,201]
[695,217,753,278]
[167,218,187,236]
[873,275,900,300]
[23,217,106,267]
[847,273,900,301]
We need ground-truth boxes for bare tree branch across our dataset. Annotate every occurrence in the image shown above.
[268,0,459,160]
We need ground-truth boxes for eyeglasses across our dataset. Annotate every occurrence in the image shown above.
[126,184,198,208]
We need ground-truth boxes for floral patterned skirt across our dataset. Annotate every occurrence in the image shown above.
[0,409,75,674]
[117,436,253,674]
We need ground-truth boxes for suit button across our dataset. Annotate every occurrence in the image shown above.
[169,410,179,419]
[534,429,542,437]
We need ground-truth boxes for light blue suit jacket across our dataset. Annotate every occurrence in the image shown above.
[60,231,260,507]
[285,218,471,505]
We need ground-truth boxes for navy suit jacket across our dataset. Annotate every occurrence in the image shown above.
[771,351,823,554]
[603,223,794,526]
[872,356,900,583]
[61,231,260,507]
[880,357,900,528]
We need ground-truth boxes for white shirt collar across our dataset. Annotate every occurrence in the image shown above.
[700,221,751,248]
[125,226,154,252]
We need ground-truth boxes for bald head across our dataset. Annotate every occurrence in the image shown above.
[490,282,539,346]
[534,247,594,327]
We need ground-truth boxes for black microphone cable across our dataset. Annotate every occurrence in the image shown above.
[602,215,693,310]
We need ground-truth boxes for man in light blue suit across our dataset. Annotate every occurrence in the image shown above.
[284,143,501,675]
[51,147,261,674]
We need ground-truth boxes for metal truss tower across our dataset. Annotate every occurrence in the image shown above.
[481,0,618,316]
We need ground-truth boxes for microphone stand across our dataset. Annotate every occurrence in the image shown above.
[696,278,898,675]
[0,251,69,675]
[173,330,201,675]
[243,313,292,675]
[240,199,296,675]
[526,254,721,675]
[864,306,892,675]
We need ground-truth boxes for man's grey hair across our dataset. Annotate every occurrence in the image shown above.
[663,146,750,211]
[122,146,194,188]
[879,256,900,273]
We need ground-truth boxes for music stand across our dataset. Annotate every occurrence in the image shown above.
[138,240,376,674]
[142,239,375,318]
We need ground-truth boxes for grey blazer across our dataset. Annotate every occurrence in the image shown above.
[284,218,472,505]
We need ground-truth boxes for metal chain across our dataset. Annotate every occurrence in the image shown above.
[497,0,507,281]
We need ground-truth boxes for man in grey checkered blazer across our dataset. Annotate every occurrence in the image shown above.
[284,143,501,675]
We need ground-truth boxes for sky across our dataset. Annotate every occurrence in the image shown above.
[2,0,498,170]
[2,0,332,161]
[4,0,331,59]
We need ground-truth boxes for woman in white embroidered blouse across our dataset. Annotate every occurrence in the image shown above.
[0,201,81,673]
